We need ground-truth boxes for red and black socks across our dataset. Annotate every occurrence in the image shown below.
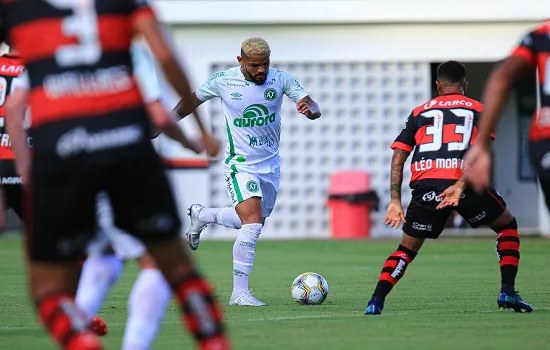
[172,273,230,350]
[494,218,520,292]
[37,292,102,350]
[372,244,418,299]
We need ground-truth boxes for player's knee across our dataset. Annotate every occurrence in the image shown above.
[490,216,518,233]
[136,253,158,270]
[236,197,263,224]
[400,233,424,253]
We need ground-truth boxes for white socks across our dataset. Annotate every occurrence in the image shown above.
[76,254,124,320]
[123,268,172,350]
[232,223,263,295]
[198,207,242,229]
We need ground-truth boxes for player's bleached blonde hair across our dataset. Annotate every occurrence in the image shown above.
[241,37,271,57]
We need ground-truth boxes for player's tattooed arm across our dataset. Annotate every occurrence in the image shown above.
[390,149,410,201]
[296,96,321,120]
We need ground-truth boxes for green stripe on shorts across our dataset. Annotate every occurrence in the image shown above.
[230,166,243,203]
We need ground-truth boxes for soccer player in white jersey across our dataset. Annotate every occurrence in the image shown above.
[173,37,321,306]
[7,40,209,349]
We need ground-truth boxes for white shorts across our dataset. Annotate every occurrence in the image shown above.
[224,164,280,218]
[86,193,146,260]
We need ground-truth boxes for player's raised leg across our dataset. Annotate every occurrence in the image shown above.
[185,205,242,250]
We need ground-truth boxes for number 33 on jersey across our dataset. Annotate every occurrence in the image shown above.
[391,93,493,185]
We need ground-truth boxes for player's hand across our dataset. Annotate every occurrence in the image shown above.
[384,200,406,229]
[296,100,312,115]
[202,133,221,157]
[436,184,464,209]
[463,144,492,193]
[186,137,205,154]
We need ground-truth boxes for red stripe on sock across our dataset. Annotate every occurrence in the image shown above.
[500,256,519,267]
[390,251,411,263]
[379,273,397,285]
[497,229,519,239]
[498,241,520,251]
[174,276,226,342]
[383,260,399,269]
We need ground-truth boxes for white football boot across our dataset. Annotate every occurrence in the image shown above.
[229,290,268,306]
[185,204,208,250]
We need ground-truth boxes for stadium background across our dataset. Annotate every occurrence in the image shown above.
[5,0,548,239]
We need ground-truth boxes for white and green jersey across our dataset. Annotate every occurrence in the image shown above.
[196,66,308,172]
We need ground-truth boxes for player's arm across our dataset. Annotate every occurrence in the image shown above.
[384,149,410,229]
[129,4,210,140]
[130,40,202,152]
[389,149,410,202]
[4,74,31,181]
[385,113,415,228]
[132,15,194,110]
[146,101,203,154]
[280,71,321,120]
[477,33,537,145]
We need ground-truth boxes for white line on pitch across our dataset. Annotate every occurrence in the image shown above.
[0,306,547,331]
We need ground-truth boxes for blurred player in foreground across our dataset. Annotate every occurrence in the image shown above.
[173,37,321,306]
[1,0,229,349]
[464,21,550,206]
[364,61,532,315]
[76,40,212,348]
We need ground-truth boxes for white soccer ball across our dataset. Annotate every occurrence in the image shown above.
[291,272,329,305]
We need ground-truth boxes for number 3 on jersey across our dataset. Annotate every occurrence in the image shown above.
[44,0,101,66]
[418,108,474,153]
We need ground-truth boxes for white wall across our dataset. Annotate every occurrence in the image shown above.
[152,0,547,24]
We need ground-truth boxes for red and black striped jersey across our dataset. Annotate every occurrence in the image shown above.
[0,0,155,128]
[0,54,25,160]
[511,21,550,141]
[391,94,488,186]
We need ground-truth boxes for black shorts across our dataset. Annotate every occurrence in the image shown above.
[529,139,550,209]
[26,110,181,262]
[403,183,506,239]
[0,160,24,219]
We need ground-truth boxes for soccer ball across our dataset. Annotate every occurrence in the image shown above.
[291,272,329,305]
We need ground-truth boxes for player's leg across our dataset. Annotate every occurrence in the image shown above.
[107,152,229,349]
[104,219,172,350]
[458,188,532,312]
[227,171,275,306]
[184,170,250,251]
[76,194,125,336]
[185,205,242,250]
[76,251,121,337]
[123,253,172,350]
[365,190,448,315]
[27,164,102,349]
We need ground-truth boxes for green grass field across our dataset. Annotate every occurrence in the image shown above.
[1,236,549,349]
